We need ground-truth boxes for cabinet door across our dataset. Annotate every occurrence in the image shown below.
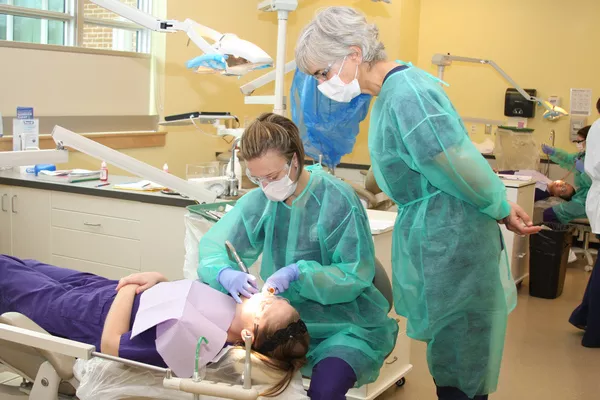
[0,185,12,255]
[11,186,51,262]
[139,203,187,281]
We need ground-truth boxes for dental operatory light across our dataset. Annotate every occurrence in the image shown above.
[90,0,273,76]
[431,53,569,121]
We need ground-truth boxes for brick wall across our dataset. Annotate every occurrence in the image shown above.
[82,0,139,51]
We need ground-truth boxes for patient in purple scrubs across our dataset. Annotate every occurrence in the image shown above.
[0,255,309,397]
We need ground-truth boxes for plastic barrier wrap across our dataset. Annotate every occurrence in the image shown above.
[184,211,263,282]
[290,69,372,168]
[494,127,540,171]
[74,348,308,400]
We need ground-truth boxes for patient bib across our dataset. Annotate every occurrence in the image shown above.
[131,280,236,378]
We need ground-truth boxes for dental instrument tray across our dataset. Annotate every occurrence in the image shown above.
[187,201,236,223]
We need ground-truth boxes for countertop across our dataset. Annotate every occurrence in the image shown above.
[0,169,197,208]
[500,177,536,188]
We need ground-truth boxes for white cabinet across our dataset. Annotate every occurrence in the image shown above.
[11,187,51,262]
[48,191,186,280]
[1,183,188,279]
[0,185,51,262]
[0,185,12,255]
[502,180,536,284]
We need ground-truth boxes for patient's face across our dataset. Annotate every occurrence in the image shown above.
[241,293,296,331]
[548,180,575,200]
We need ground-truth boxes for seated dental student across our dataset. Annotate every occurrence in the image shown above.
[0,255,309,396]
[197,113,398,400]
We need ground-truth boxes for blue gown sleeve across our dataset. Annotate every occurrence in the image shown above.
[197,193,266,292]
[549,149,577,171]
[295,206,375,305]
[388,75,511,220]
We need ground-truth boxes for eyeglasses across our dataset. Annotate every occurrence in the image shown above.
[246,160,292,185]
[312,63,333,81]
[574,139,586,144]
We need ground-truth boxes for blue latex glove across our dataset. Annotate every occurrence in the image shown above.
[575,158,585,173]
[264,264,300,295]
[186,54,228,71]
[541,144,555,156]
[217,268,258,303]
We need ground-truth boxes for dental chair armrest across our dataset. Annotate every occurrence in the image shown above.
[0,312,93,380]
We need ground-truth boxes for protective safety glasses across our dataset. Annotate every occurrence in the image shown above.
[246,159,292,185]
[312,63,333,81]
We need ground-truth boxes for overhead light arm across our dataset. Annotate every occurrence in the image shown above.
[90,0,272,76]
[52,126,217,204]
[431,53,569,120]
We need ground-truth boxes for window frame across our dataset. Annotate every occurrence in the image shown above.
[0,0,151,55]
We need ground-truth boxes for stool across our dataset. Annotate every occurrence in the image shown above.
[570,218,597,272]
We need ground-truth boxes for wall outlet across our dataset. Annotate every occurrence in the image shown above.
[470,124,477,135]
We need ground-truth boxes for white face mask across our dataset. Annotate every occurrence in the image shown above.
[576,142,585,152]
[261,163,298,202]
[317,56,361,103]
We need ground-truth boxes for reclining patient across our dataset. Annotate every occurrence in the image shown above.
[498,169,583,223]
[0,255,309,396]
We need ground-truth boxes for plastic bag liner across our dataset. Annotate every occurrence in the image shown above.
[290,68,372,168]
[494,126,540,171]
[74,348,308,400]
[184,211,263,282]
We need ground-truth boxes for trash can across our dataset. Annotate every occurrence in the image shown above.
[529,222,574,299]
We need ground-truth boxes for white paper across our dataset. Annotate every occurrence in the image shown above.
[369,219,394,235]
[570,88,593,116]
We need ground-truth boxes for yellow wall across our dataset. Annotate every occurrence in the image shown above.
[417,0,600,154]
[158,0,417,168]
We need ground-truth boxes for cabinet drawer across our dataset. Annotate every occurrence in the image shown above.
[51,227,141,270]
[52,209,140,240]
[52,255,137,280]
[52,191,141,220]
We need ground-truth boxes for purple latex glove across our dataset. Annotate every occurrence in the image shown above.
[542,144,555,156]
[264,264,300,295]
[575,158,585,173]
[217,268,258,303]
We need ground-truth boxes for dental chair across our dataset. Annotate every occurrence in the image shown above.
[0,312,79,399]
[0,259,406,400]
[570,218,598,272]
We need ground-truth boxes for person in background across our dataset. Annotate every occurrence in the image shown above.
[294,6,540,400]
[497,169,576,203]
[540,125,592,223]
[197,113,398,399]
[569,104,600,348]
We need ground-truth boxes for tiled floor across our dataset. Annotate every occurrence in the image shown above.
[379,261,600,400]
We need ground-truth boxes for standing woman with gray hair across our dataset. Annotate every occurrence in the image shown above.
[296,6,541,400]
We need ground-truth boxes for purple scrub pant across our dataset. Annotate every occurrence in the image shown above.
[307,357,357,399]
[0,255,162,365]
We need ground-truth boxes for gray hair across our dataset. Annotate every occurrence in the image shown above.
[295,6,386,74]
